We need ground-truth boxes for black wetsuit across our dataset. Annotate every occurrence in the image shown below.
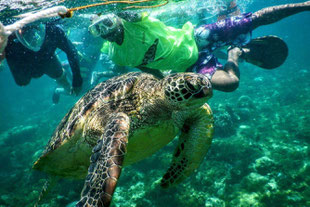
[5,23,82,87]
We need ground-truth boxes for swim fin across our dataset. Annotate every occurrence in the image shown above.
[241,35,288,69]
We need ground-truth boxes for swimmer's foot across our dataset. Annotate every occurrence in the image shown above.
[90,71,99,86]
[239,48,250,61]
[227,46,244,62]
[52,91,60,104]
[52,88,65,104]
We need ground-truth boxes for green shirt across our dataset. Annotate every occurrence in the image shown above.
[109,14,198,72]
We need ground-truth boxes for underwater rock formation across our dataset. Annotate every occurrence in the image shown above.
[0,124,38,145]
[213,104,238,138]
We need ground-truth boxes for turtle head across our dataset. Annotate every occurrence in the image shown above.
[163,73,212,109]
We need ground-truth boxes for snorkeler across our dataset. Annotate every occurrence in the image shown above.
[0,21,83,103]
[89,1,310,92]
[216,0,240,21]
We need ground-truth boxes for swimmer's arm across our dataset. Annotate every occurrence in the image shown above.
[0,51,5,63]
[55,26,83,88]
[0,38,7,64]
[0,22,8,63]
[116,11,142,22]
[0,34,6,70]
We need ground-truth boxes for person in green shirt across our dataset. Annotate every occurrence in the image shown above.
[89,1,310,92]
[89,12,197,79]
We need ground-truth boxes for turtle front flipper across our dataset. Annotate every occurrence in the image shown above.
[161,104,214,188]
[77,113,130,207]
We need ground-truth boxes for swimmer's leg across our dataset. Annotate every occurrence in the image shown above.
[210,47,242,92]
[51,72,72,104]
[45,55,71,92]
[6,58,32,86]
[54,70,71,92]
[44,56,71,104]
[252,1,310,30]
[10,68,31,86]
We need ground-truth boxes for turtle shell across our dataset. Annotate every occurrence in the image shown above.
[33,72,143,178]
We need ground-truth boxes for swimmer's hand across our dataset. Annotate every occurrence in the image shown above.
[71,74,83,95]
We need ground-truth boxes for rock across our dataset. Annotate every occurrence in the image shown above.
[1,125,38,145]
[296,116,310,142]
[252,156,276,175]
[231,192,261,207]
[242,172,269,192]
[113,181,146,206]
[205,197,225,207]
[214,111,236,138]
[254,77,264,82]
[236,95,255,109]
[265,178,278,192]
[236,108,252,122]
[0,194,10,203]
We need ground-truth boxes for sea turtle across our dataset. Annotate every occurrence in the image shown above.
[33,72,214,206]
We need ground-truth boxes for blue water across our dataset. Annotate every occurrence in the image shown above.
[0,0,310,206]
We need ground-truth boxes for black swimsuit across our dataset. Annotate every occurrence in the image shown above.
[5,23,81,86]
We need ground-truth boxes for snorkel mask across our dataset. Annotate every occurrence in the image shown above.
[88,14,119,38]
[194,26,210,49]
[15,22,46,52]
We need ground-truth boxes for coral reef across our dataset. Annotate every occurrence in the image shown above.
[1,65,309,207]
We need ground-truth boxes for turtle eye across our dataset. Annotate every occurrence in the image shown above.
[185,81,199,92]
[186,81,195,90]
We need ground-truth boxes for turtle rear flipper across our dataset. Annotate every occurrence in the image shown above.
[160,104,214,188]
[77,113,130,207]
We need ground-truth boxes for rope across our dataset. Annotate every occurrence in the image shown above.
[4,6,68,36]
[124,0,169,9]
[61,0,169,18]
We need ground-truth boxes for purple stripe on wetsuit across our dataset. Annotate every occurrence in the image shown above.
[189,50,223,80]
[191,13,253,79]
